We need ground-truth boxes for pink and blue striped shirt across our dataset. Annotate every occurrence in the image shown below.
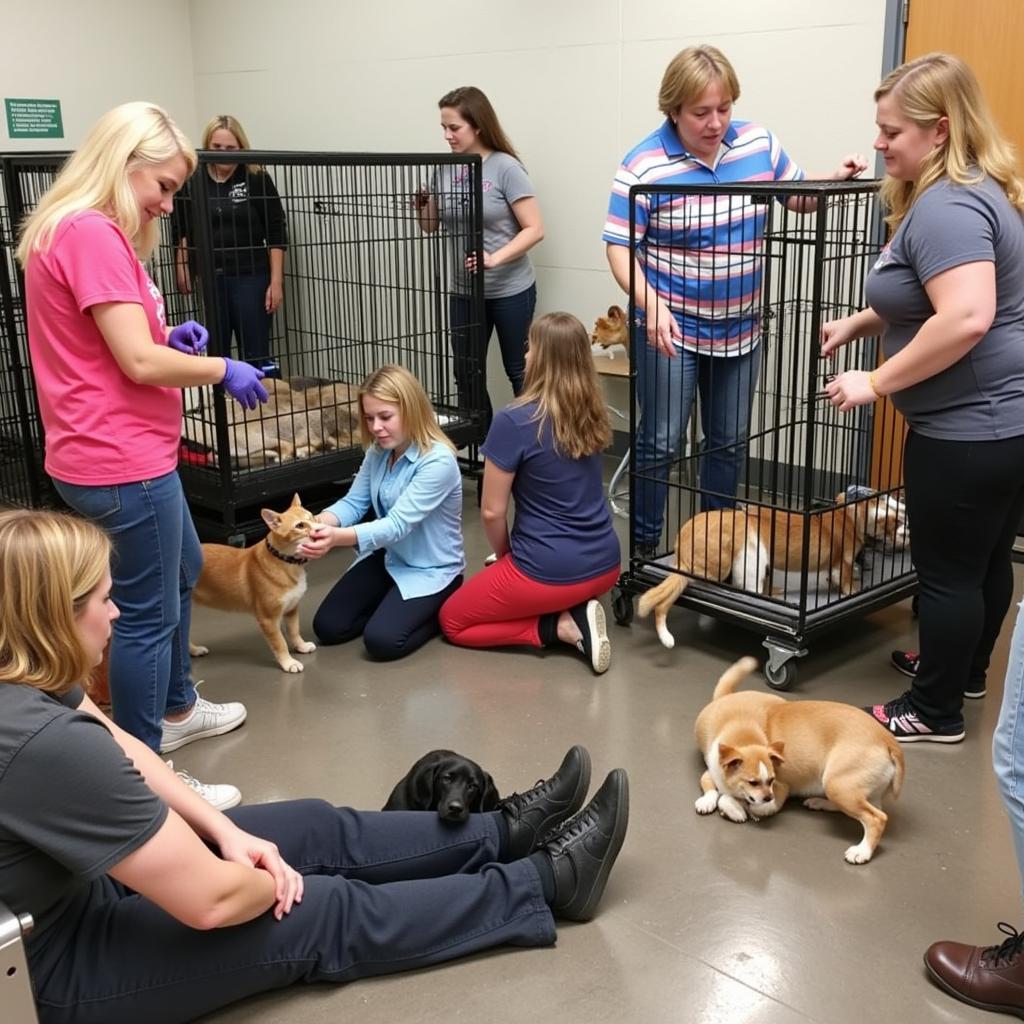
[603,118,804,356]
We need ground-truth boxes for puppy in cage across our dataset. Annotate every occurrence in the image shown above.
[638,490,908,649]
[182,376,360,467]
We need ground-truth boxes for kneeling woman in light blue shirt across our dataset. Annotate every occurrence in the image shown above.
[301,365,465,660]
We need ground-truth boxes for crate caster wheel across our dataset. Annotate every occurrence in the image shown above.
[764,659,797,690]
[762,639,805,691]
[612,588,634,626]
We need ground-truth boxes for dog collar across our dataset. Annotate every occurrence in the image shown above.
[264,538,308,565]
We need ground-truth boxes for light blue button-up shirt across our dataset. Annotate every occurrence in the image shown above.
[322,440,465,599]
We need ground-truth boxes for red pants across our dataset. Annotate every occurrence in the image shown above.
[440,554,621,648]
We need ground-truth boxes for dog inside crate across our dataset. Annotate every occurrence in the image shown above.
[181,374,361,469]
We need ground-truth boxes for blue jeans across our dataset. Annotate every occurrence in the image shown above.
[450,283,536,431]
[633,328,761,546]
[214,272,273,365]
[30,800,555,1024]
[53,471,202,751]
[994,598,1024,896]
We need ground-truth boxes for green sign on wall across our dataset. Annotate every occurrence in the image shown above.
[5,98,64,139]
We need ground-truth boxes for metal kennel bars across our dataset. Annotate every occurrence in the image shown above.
[0,150,487,540]
[610,179,916,688]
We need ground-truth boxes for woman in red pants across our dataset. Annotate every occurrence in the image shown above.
[441,312,621,674]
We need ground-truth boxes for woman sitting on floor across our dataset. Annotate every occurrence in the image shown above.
[303,364,465,660]
[440,312,622,674]
[0,508,629,1024]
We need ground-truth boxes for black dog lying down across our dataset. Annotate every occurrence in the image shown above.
[383,749,500,823]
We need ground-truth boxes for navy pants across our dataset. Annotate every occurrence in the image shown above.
[214,272,273,365]
[30,800,555,1024]
[450,283,536,431]
[905,430,1024,725]
[313,548,463,660]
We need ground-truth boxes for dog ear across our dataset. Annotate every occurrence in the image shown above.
[609,305,624,321]
[769,741,786,764]
[411,762,440,810]
[718,744,742,769]
[479,773,500,811]
[261,508,282,529]
[290,492,302,508]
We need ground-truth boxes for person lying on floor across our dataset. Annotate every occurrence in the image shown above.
[0,508,628,1024]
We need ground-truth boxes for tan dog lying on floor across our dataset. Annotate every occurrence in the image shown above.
[591,305,628,348]
[694,657,905,864]
[638,491,908,648]
[189,494,318,673]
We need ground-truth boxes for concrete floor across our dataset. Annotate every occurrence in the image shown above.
[181,481,1020,1024]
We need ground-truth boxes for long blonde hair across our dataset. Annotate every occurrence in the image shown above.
[201,113,263,175]
[0,510,111,695]
[16,101,196,265]
[358,365,455,453]
[875,52,1024,230]
[514,312,612,459]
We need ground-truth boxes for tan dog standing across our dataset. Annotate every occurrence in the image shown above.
[639,491,908,648]
[694,657,905,864]
[591,305,628,348]
[189,494,317,673]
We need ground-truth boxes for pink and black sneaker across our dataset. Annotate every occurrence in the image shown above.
[864,693,965,743]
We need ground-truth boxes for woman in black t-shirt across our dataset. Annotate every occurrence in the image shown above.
[175,114,287,369]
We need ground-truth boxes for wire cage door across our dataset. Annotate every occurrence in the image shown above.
[611,179,915,687]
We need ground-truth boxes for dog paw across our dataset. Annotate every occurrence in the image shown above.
[189,643,209,657]
[803,797,836,812]
[844,842,873,865]
[695,792,719,815]
[718,796,748,823]
[294,641,317,654]
[279,658,305,673]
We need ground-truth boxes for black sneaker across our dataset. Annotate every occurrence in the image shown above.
[891,649,986,698]
[864,692,965,743]
[543,768,630,922]
[891,649,920,678]
[499,746,592,859]
[568,600,611,675]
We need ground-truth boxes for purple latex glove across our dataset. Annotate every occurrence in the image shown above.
[167,320,209,356]
[222,359,269,410]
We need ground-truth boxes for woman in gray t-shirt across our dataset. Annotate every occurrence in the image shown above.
[415,86,545,431]
[821,54,1024,748]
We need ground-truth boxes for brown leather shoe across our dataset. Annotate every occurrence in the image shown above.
[924,923,1024,1018]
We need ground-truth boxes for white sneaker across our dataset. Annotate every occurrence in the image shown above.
[160,686,247,753]
[168,761,242,811]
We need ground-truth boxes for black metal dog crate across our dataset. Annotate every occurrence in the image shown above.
[0,150,486,540]
[612,180,917,687]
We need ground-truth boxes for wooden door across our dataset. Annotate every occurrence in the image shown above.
[870,0,1024,489]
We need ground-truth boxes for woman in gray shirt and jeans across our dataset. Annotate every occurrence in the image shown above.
[416,86,545,431]
[822,53,1024,743]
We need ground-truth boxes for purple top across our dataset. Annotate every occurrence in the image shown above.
[482,401,621,584]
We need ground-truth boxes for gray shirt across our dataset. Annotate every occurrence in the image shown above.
[865,174,1024,440]
[0,683,167,943]
[435,151,536,299]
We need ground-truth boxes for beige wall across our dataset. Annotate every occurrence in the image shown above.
[3,1,888,410]
[1,0,197,150]
[186,0,887,408]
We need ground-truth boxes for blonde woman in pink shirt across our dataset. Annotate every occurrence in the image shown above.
[17,102,268,806]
